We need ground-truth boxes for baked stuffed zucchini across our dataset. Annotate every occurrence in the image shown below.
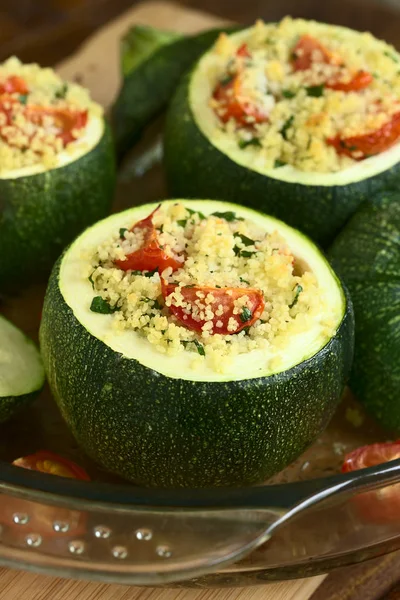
[165,18,400,246]
[40,199,354,487]
[0,315,44,423]
[0,57,116,290]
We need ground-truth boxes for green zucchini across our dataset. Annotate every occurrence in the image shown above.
[40,199,354,487]
[164,25,400,248]
[0,122,116,290]
[112,25,236,158]
[0,316,45,423]
[329,192,400,432]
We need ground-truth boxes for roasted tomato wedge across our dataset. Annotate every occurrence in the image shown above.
[327,70,373,92]
[291,35,371,92]
[342,441,400,523]
[13,450,90,481]
[291,35,334,71]
[1,451,89,538]
[161,280,265,335]
[25,106,88,146]
[0,75,28,95]
[213,75,269,126]
[328,111,400,160]
[236,43,251,58]
[115,206,183,273]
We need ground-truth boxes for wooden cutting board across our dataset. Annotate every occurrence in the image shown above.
[0,1,397,598]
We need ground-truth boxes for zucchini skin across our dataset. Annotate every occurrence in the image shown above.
[40,256,354,488]
[112,28,236,159]
[164,74,400,248]
[329,192,400,432]
[0,390,41,424]
[0,124,116,291]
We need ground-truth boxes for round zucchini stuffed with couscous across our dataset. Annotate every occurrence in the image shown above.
[165,18,400,247]
[0,57,116,290]
[40,199,354,487]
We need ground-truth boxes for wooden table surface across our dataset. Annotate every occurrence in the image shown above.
[0,0,400,598]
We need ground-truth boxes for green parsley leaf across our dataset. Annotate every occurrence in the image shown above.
[280,115,294,140]
[183,284,196,288]
[282,89,296,99]
[220,73,234,86]
[19,94,28,105]
[240,307,252,323]
[289,284,303,309]
[144,268,158,278]
[177,219,187,228]
[90,296,120,314]
[193,339,205,356]
[186,208,206,220]
[239,277,250,285]
[305,84,325,97]
[384,50,399,63]
[235,233,255,247]
[274,159,287,168]
[212,211,244,222]
[152,299,162,311]
[55,83,68,99]
[119,227,128,239]
[88,272,95,289]
[238,137,261,149]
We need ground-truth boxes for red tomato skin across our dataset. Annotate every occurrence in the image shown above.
[213,76,269,126]
[291,35,333,71]
[115,205,183,273]
[0,76,29,95]
[327,70,373,92]
[328,112,400,160]
[342,442,400,524]
[236,43,251,58]
[13,450,90,481]
[161,280,265,335]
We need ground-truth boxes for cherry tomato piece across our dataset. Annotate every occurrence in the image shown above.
[13,450,90,481]
[25,106,88,146]
[327,70,373,92]
[342,441,400,523]
[328,111,400,160]
[213,75,269,126]
[161,280,265,335]
[291,35,333,71]
[236,43,251,58]
[115,206,183,273]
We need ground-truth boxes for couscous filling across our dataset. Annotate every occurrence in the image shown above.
[206,17,400,172]
[0,57,102,172]
[87,203,334,373]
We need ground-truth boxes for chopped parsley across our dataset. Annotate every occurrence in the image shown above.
[152,299,162,311]
[240,307,252,323]
[235,249,256,258]
[340,141,358,151]
[90,296,120,314]
[289,284,303,309]
[212,211,244,222]
[238,137,261,149]
[88,272,95,289]
[177,219,187,228]
[187,208,206,220]
[280,115,294,140]
[274,159,287,168]
[119,227,128,239]
[55,83,68,99]
[234,233,255,247]
[305,84,325,97]
[144,268,158,278]
[384,50,399,64]
[282,89,296,99]
[19,94,28,105]
[183,284,196,288]
[193,339,205,356]
[239,277,250,285]
[220,73,235,86]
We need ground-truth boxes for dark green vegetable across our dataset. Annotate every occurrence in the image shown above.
[289,284,303,309]
[40,200,354,487]
[119,227,128,238]
[55,83,68,99]
[90,296,120,314]
[240,307,252,323]
[212,211,243,222]
[305,84,324,97]
[0,316,45,424]
[280,115,294,140]
[329,192,400,432]
[112,25,237,158]
[274,159,287,168]
[238,138,261,149]
[193,339,205,356]
[282,89,296,98]
[0,124,116,290]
